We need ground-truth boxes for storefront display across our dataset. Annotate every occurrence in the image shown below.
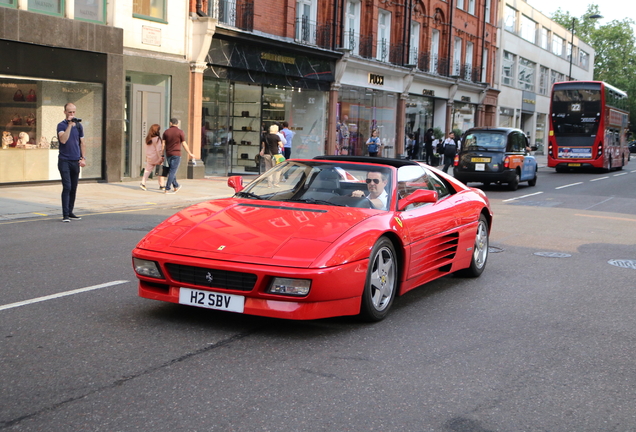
[0,76,103,184]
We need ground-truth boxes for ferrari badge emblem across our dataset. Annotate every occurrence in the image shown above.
[394,217,403,227]
[217,245,226,250]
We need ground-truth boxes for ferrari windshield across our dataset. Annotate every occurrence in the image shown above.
[237,161,394,210]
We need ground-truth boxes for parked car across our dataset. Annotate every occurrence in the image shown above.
[453,127,538,191]
[132,156,493,322]
[628,140,636,154]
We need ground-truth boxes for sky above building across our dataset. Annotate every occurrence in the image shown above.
[525,0,631,27]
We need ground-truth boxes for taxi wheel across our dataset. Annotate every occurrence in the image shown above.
[360,237,397,322]
[456,214,489,278]
[508,171,520,191]
[528,169,537,186]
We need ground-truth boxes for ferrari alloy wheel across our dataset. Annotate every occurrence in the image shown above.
[360,237,397,322]
[456,214,489,277]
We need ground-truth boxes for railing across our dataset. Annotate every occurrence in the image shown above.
[295,18,333,49]
[211,0,254,31]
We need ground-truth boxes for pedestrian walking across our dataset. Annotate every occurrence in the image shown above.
[442,131,460,173]
[162,117,195,194]
[140,124,165,191]
[281,121,294,159]
[424,128,435,165]
[56,102,85,222]
[366,129,381,156]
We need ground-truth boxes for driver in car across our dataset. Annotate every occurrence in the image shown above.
[352,171,389,209]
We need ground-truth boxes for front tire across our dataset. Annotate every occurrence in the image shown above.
[456,214,489,277]
[359,237,398,322]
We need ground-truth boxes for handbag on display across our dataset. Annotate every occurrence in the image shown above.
[13,90,25,101]
[26,89,37,102]
[11,114,22,125]
[50,136,59,149]
[25,113,36,126]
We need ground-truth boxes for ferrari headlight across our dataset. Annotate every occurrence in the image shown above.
[267,278,311,296]
[133,258,164,279]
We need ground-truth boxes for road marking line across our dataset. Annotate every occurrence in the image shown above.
[555,182,583,190]
[590,176,609,182]
[502,191,544,202]
[575,214,636,222]
[0,280,129,311]
[613,172,628,177]
[33,212,48,216]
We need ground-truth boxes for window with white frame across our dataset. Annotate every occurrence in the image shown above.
[430,29,440,73]
[453,38,462,76]
[468,0,475,14]
[520,15,536,43]
[377,9,391,62]
[504,6,516,33]
[465,42,474,80]
[502,51,515,86]
[296,0,318,44]
[518,57,536,91]
[457,0,465,10]
[539,66,549,95]
[540,27,549,50]
[485,0,491,23]
[409,22,420,65]
[344,0,360,55]
[481,48,488,82]
[550,70,565,85]
[552,34,564,56]
[580,50,589,70]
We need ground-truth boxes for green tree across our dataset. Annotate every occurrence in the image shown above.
[552,6,636,133]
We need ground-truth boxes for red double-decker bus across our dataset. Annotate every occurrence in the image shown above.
[548,81,630,172]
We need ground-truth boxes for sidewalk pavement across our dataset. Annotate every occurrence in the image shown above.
[0,176,239,222]
[0,154,547,222]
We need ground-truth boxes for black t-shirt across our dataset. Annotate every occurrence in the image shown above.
[263,133,280,155]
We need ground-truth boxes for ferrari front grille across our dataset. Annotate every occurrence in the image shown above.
[165,263,257,292]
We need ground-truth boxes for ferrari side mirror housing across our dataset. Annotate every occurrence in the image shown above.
[398,189,438,211]
[228,176,244,193]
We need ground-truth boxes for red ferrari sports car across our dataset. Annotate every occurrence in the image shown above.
[132,156,492,321]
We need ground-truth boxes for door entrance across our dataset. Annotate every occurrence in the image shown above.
[130,84,165,179]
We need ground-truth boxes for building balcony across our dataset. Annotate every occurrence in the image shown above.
[295,17,333,49]
[210,0,254,32]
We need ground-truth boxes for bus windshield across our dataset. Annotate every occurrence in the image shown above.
[551,88,601,137]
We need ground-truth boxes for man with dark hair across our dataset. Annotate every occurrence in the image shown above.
[281,121,294,159]
[352,171,389,210]
[162,117,194,194]
[57,103,85,222]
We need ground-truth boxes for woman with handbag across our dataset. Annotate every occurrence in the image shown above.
[140,124,166,191]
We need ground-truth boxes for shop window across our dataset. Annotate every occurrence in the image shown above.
[133,0,166,22]
[0,0,17,8]
[28,0,63,15]
[75,0,106,23]
[1,76,103,184]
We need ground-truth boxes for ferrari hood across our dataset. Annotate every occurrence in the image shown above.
[138,199,377,266]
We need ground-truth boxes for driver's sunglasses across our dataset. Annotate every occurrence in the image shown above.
[366,178,380,184]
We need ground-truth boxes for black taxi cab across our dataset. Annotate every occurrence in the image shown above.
[453,127,537,191]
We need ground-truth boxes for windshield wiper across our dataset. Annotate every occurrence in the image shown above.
[235,191,263,200]
[287,198,345,207]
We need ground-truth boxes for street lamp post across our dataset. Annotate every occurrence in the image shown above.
[568,14,603,81]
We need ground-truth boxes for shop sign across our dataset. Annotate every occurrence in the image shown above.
[142,26,161,47]
[261,53,295,65]
[368,74,384,86]
[461,96,471,102]
[522,91,536,112]
[422,89,435,97]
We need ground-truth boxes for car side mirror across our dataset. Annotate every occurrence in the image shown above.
[228,175,244,193]
[398,189,438,211]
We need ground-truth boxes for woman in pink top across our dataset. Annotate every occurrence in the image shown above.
[140,124,165,191]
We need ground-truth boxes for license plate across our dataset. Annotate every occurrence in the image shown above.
[568,163,581,167]
[471,157,491,163]
[179,288,245,313]
[475,163,486,171]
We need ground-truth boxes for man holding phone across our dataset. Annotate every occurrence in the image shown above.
[57,103,86,223]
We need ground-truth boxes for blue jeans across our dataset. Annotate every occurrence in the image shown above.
[58,159,80,217]
[165,155,181,191]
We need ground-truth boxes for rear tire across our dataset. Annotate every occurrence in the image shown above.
[528,168,537,186]
[456,214,489,278]
[359,237,398,322]
[508,171,520,191]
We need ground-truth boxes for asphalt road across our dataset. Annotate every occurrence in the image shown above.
[1,165,635,431]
